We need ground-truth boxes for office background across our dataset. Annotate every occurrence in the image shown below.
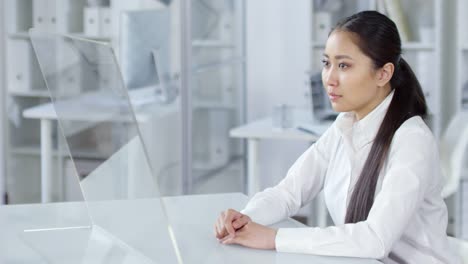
[0,0,467,246]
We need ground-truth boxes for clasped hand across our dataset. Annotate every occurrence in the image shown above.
[214,208,277,250]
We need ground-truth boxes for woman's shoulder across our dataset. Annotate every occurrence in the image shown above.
[397,116,433,135]
[393,115,437,149]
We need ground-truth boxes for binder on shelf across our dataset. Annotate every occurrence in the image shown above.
[33,0,85,33]
[84,7,100,36]
[5,0,33,34]
[84,7,112,37]
[383,0,412,42]
[7,39,45,94]
[313,12,332,44]
[32,0,49,31]
[99,7,112,37]
[53,0,86,33]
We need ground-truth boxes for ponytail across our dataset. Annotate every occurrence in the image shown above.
[344,58,427,223]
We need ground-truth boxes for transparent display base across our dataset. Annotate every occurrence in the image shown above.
[21,225,155,264]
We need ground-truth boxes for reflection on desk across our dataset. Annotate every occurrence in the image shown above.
[0,193,380,263]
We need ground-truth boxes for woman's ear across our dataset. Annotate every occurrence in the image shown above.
[376,62,394,87]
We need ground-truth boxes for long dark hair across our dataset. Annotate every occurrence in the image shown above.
[330,11,428,223]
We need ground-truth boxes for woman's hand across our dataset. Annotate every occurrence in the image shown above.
[220,221,278,250]
[214,209,251,240]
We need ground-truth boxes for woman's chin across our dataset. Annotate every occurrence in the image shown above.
[330,103,345,113]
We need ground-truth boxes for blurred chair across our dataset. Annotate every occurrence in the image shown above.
[440,111,468,198]
[440,112,468,263]
[448,236,468,263]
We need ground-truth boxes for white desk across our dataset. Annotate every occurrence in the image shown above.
[23,95,179,203]
[230,117,331,226]
[229,117,331,195]
[0,193,381,263]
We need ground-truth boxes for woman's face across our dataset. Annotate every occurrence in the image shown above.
[322,30,390,120]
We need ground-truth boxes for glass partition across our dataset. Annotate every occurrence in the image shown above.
[26,27,182,263]
[29,31,163,200]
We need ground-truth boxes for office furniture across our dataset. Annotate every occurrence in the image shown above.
[441,112,468,198]
[229,116,331,227]
[449,236,468,263]
[84,6,111,37]
[440,112,468,239]
[32,0,85,33]
[229,117,328,195]
[1,0,247,203]
[23,94,179,203]
[0,192,381,264]
[2,0,102,204]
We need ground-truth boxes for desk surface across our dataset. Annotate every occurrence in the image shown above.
[0,193,380,264]
[230,117,331,141]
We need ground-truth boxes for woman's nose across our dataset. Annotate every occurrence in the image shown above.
[323,67,338,87]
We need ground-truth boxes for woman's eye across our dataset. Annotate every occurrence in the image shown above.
[321,59,330,67]
[338,63,349,69]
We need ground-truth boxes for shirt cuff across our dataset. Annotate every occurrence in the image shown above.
[240,208,260,223]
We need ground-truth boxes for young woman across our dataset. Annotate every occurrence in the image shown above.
[214,11,459,264]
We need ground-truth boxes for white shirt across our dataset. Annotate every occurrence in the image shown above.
[242,91,460,264]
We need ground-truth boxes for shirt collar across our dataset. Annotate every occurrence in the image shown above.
[335,90,395,149]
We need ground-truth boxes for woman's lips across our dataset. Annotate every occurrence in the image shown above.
[328,93,342,102]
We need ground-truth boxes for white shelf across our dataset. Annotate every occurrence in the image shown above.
[10,144,107,159]
[193,57,245,74]
[193,101,236,109]
[69,33,111,42]
[11,144,52,156]
[8,32,30,39]
[9,90,50,98]
[8,31,111,42]
[192,40,235,48]
[402,42,435,51]
[1,0,246,205]
[311,42,435,51]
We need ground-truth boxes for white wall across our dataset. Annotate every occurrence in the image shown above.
[246,0,312,189]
